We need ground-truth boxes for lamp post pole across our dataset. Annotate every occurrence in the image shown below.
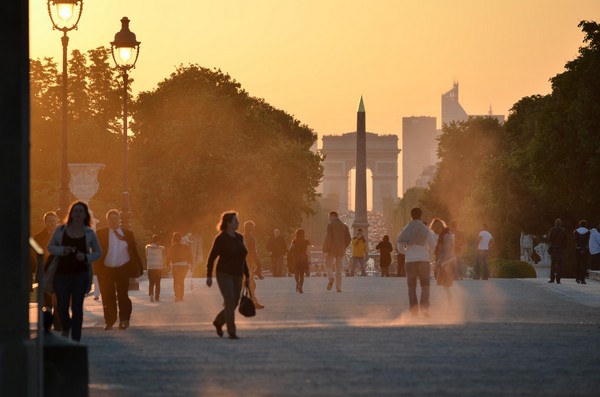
[111,16,140,229]
[47,0,84,218]
[58,30,70,217]
[121,69,130,228]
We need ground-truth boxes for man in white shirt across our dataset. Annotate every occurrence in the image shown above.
[475,224,493,280]
[96,209,142,330]
[397,207,436,316]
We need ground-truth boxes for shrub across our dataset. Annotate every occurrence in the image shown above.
[489,258,536,278]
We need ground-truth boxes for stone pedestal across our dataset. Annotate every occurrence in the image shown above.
[68,163,105,228]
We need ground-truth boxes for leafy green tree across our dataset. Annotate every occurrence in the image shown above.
[130,65,323,241]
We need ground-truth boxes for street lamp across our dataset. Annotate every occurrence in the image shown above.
[111,17,140,228]
[47,0,84,218]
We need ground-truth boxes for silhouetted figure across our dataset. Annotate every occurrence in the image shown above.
[167,232,193,302]
[475,224,493,280]
[376,235,393,277]
[266,229,287,277]
[548,219,567,284]
[289,228,310,293]
[206,211,250,339]
[430,218,456,304]
[396,207,435,316]
[322,211,351,292]
[590,223,600,271]
[47,202,101,341]
[145,235,165,302]
[96,209,143,331]
[573,220,590,284]
[243,221,264,309]
[33,211,62,331]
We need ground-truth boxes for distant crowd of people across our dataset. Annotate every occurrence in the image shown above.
[31,203,598,341]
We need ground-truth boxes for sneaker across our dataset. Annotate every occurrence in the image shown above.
[150,296,155,303]
[119,321,129,330]
[548,280,554,283]
[581,281,587,284]
[327,278,334,291]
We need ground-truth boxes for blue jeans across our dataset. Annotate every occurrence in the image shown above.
[53,271,88,341]
[475,250,489,280]
[405,261,430,313]
[215,272,243,336]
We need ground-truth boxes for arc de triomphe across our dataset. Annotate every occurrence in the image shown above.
[321,132,400,212]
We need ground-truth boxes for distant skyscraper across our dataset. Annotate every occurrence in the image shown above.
[441,82,468,126]
[402,116,437,194]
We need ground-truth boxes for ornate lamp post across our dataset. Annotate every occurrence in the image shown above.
[47,0,84,218]
[110,17,140,228]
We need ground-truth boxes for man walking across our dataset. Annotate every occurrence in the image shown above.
[475,224,493,280]
[350,229,368,276]
[323,211,351,292]
[266,229,287,277]
[548,219,567,284]
[96,210,142,330]
[397,208,435,316]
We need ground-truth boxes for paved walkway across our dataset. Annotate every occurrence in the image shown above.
[40,276,600,396]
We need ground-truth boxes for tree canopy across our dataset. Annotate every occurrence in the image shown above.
[130,65,323,238]
[421,20,600,258]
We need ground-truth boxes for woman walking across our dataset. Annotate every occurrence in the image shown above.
[289,229,310,293]
[430,218,456,304]
[376,235,393,277]
[206,211,250,339]
[47,201,102,341]
[167,232,193,302]
[145,235,165,302]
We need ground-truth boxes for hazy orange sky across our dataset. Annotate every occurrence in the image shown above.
[30,0,599,138]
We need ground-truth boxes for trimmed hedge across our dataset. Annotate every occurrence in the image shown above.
[489,258,537,279]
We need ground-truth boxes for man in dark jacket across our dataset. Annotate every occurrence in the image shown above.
[548,218,567,284]
[266,229,287,277]
[96,209,142,330]
[322,211,351,292]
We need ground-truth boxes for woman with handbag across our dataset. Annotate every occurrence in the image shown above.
[47,201,102,341]
[289,229,310,293]
[206,211,250,339]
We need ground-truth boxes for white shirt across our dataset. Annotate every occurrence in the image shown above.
[145,244,165,270]
[478,230,493,250]
[104,227,131,268]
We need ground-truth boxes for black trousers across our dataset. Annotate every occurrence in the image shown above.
[575,249,589,282]
[550,248,564,282]
[148,269,162,299]
[214,272,243,336]
[98,264,132,326]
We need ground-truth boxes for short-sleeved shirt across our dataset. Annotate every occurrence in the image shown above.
[478,231,493,250]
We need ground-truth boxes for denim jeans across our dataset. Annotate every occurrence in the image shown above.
[53,271,88,341]
[405,261,430,313]
[215,272,243,336]
[475,250,490,280]
[172,265,188,300]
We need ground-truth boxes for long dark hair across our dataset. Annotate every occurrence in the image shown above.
[217,211,238,231]
[429,218,449,261]
[293,228,305,241]
[65,201,91,227]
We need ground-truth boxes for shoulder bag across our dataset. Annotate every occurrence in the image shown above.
[238,285,256,317]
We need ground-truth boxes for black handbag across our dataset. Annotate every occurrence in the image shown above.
[238,285,256,317]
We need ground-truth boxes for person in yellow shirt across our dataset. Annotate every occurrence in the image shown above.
[350,229,368,276]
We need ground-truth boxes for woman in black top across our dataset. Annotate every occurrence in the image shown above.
[206,211,250,339]
[289,229,310,293]
[376,235,393,277]
[47,201,102,341]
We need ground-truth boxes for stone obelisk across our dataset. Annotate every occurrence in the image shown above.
[353,96,369,245]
